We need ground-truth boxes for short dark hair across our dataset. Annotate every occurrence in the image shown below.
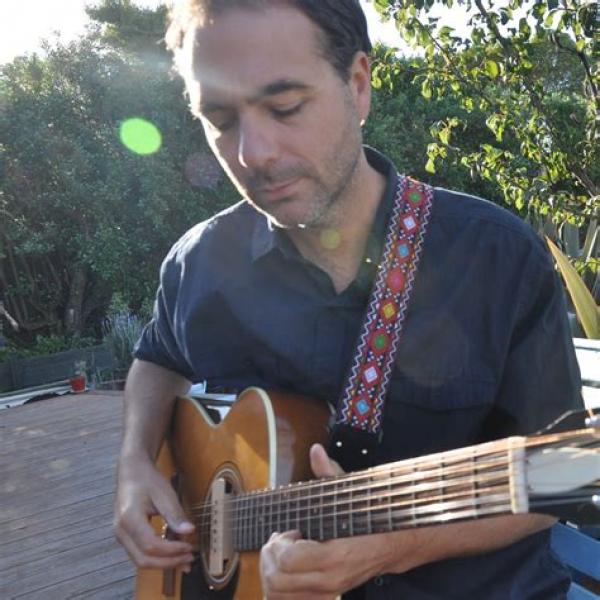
[166,0,372,81]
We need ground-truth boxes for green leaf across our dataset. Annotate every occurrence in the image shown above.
[484,60,499,79]
[421,79,432,99]
[425,158,436,173]
[546,237,600,339]
[439,128,450,145]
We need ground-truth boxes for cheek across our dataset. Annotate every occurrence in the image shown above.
[206,135,242,177]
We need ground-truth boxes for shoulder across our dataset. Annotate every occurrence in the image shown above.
[161,200,262,277]
[429,187,548,261]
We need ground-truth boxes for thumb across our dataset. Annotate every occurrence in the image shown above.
[310,443,345,478]
[152,485,195,535]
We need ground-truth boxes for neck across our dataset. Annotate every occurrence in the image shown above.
[287,152,387,293]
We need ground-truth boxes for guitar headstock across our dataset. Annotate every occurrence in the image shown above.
[526,409,600,524]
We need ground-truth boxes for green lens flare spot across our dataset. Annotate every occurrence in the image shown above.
[119,118,162,155]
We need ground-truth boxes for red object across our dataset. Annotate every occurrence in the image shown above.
[70,375,86,393]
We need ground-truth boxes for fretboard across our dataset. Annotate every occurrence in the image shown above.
[231,439,520,551]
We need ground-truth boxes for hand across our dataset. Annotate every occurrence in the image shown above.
[260,444,391,599]
[113,456,195,571]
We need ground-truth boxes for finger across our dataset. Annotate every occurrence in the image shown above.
[117,526,194,570]
[263,568,341,596]
[119,509,194,557]
[310,444,345,478]
[150,485,195,535]
[268,530,303,542]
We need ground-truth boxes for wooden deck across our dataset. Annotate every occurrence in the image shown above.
[0,391,135,599]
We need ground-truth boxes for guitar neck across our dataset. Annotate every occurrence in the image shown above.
[233,437,528,551]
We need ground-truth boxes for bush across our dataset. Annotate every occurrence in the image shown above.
[102,310,144,373]
[0,334,97,362]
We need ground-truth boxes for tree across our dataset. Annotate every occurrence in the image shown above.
[0,35,232,341]
[374,0,598,225]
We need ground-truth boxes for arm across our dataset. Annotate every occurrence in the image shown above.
[260,444,555,598]
[114,358,195,571]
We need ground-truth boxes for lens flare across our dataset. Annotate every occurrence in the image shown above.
[119,118,162,155]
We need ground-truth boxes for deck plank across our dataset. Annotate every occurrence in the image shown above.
[0,392,135,599]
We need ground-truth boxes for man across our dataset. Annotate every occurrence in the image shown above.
[114,1,583,598]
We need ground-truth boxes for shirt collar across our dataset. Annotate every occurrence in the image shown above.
[250,146,399,263]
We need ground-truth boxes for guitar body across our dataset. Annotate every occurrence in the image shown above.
[135,387,330,600]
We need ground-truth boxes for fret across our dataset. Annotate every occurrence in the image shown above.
[241,494,248,551]
[269,491,274,541]
[288,486,297,532]
[258,493,264,548]
[351,476,370,536]
[285,485,291,532]
[232,497,238,551]
[276,487,282,533]
[247,494,253,550]
[307,482,316,540]
[332,480,338,539]
[471,449,479,518]
[366,478,373,535]
[410,463,417,527]
[387,471,393,532]
[319,481,324,540]
[251,494,259,550]
[438,459,445,520]
[348,478,353,537]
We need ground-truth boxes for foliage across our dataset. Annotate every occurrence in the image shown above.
[85,0,170,60]
[546,237,599,338]
[102,308,145,372]
[0,334,97,362]
[0,31,234,341]
[366,46,504,204]
[374,0,598,224]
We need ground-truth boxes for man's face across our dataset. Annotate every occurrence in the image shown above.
[183,5,371,229]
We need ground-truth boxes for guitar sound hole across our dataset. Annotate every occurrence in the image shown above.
[193,467,242,595]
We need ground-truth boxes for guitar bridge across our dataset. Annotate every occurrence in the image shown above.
[208,477,234,577]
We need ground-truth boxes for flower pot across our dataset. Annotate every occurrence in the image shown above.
[70,374,87,393]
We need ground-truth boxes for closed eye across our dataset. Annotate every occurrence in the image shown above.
[272,103,303,119]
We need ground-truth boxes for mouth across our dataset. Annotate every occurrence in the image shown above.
[257,177,301,201]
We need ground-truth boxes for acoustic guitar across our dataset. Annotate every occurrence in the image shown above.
[135,388,600,599]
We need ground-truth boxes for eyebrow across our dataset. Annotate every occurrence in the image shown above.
[199,79,312,114]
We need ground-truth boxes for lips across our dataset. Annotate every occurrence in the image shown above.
[258,177,301,200]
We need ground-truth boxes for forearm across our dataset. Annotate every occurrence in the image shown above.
[381,513,556,574]
[120,358,191,463]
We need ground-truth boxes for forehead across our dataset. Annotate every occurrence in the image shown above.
[182,5,332,106]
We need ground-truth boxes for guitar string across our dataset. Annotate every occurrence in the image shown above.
[190,448,598,530]
[230,492,515,548]
[186,431,597,514]
[187,439,598,518]
[189,469,513,525]
[193,481,513,534]
[191,467,597,539]
[230,493,597,550]
[167,432,597,544]
[220,489,595,550]
[188,451,513,515]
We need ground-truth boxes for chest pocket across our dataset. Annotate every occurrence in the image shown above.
[378,310,498,462]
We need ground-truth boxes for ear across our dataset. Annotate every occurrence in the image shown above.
[348,51,372,124]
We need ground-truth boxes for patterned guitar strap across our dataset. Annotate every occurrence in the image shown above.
[328,174,434,472]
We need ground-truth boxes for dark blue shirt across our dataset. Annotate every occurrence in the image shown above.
[135,147,582,599]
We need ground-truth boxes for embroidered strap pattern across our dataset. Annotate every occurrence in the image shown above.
[335,176,433,435]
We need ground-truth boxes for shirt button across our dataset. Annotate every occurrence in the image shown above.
[374,576,386,586]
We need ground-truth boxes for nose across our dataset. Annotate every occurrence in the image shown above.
[237,118,278,171]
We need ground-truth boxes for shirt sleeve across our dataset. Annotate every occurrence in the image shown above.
[493,239,583,435]
[133,251,195,381]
